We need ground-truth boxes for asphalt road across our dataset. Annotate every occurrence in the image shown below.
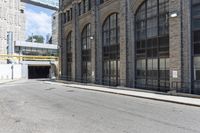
[0,80,200,133]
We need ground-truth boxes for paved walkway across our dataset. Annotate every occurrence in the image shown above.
[46,81,200,107]
[0,80,10,84]
[0,80,13,84]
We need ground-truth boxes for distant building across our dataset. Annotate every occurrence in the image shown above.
[0,0,25,57]
[52,11,59,46]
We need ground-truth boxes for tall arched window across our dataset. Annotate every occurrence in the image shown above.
[135,0,169,91]
[66,32,72,80]
[192,0,200,93]
[102,13,120,86]
[81,24,91,82]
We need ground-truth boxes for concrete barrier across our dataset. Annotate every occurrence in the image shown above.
[0,64,24,80]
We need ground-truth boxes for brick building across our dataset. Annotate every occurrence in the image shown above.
[59,0,200,94]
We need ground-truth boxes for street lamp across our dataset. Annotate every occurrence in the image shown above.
[90,36,94,40]
[170,12,178,18]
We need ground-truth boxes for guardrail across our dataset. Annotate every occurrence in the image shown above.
[21,0,59,10]
[0,54,59,62]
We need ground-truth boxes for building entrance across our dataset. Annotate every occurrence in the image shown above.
[28,66,50,79]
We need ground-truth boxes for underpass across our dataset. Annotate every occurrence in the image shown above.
[28,65,50,79]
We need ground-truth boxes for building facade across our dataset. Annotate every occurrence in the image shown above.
[52,11,59,46]
[59,0,200,94]
[0,0,25,57]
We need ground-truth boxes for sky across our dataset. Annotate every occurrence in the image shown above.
[25,4,55,42]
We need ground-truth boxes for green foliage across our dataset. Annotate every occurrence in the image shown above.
[26,35,44,43]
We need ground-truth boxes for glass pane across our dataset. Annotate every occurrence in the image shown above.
[193,0,200,5]
[102,13,119,85]
[194,57,200,69]
[135,0,169,89]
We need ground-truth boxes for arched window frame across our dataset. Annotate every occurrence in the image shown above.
[102,13,120,86]
[66,31,72,80]
[135,0,170,91]
[81,23,92,82]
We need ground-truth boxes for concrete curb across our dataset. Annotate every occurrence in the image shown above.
[45,81,200,107]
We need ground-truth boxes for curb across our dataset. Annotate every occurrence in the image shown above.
[74,87,200,107]
[46,80,200,107]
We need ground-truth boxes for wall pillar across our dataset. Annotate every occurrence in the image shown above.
[95,5,103,84]
[169,0,182,89]
[91,0,97,83]
[119,0,127,86]
[72,2,79,81]
[127,0,135,88]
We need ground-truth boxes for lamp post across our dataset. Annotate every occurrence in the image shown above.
[11,63,14,80]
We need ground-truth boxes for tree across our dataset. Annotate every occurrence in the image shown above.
[26,35,44,43]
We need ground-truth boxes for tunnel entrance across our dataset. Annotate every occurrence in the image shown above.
[28,66,50,79]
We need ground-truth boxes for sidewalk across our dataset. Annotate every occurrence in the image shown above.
[45,80,200,107]
[0,79,16,84]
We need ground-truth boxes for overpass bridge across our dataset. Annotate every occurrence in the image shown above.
[21,0,59,10]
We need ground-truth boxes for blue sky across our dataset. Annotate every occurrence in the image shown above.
[25,4,55,41]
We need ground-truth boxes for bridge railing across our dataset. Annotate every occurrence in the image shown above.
[32,0,59,7]
[21,0,59,10]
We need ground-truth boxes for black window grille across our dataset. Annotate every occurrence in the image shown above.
[81,24,92,82]
[102,13,120,86]
[192,0,200,94]
[135,0,169,91]
[66,32,72,80]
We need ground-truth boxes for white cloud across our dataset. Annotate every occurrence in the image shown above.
[25,9,52,40]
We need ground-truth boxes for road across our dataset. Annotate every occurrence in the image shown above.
[0,80,200,133]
